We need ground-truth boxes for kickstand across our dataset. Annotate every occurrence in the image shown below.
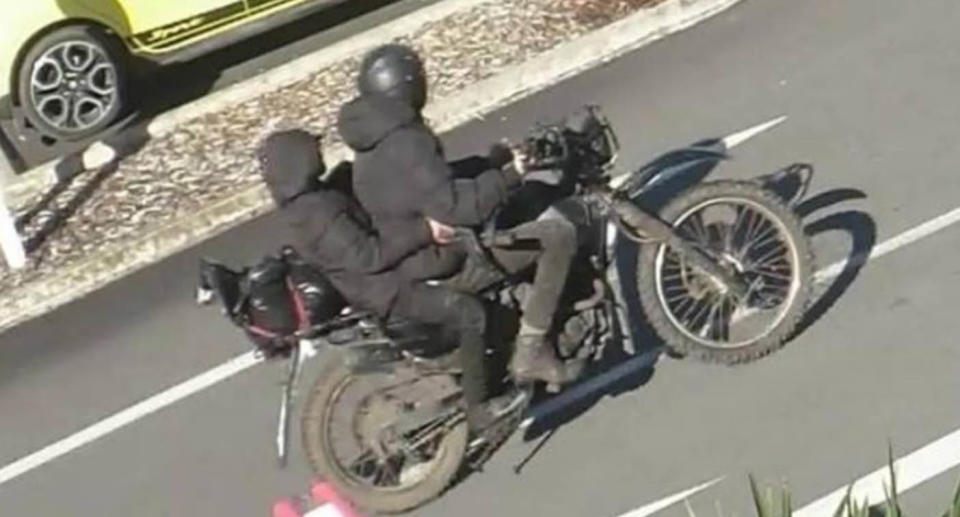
[276,342,308,468]
[513,427,557,475]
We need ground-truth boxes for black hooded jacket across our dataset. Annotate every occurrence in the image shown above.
[260,130,432,317]
[338,94,521,281]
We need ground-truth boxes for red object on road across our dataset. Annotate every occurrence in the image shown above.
[272,481,364,517]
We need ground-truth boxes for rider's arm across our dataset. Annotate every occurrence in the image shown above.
[395,128,521,226]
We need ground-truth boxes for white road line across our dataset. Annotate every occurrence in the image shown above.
[0,351,263,486]
[615,478,725,517]
[0,165,26,270]
[721,116,788,149]
[794,427,960,516]
[0,194,25,270]
[815,205,960,282]
[609,115,786,189]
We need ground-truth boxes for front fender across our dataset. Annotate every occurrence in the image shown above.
[617,141,730,200]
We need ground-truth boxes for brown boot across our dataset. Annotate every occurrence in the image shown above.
[509,334,585,390]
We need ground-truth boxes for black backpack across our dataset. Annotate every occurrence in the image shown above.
[201,247,348,356]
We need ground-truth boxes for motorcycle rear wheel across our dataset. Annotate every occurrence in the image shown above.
[300,353,468,514]
[636,180,814,364]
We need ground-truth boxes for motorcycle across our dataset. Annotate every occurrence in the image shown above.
[196,106,812,514]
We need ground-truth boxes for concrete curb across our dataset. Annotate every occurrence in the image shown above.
[0,0,743,334]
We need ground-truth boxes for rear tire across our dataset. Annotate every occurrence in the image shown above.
[636,181,814,364]
[300,354,468,514]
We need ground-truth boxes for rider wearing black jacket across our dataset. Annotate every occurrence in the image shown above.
[339,44,584,388]
[258,129,525,430]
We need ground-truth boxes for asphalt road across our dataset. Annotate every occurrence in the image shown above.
[3,0,960,515]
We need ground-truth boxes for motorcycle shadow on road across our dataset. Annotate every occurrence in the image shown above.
[519,155,876,455]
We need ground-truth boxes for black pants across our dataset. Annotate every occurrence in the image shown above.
[392,284,490,407]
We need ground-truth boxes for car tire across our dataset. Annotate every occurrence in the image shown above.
[16,24,129,142]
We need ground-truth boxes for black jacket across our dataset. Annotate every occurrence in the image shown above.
[338,94,521,281]
[260,131,431,317]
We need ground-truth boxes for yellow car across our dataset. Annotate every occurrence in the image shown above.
[1,0,339,142]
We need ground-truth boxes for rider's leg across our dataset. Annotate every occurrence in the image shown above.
[392,284,525,430]
[486,218,586,386]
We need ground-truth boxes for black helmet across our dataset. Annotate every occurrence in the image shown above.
[357,44,427,110]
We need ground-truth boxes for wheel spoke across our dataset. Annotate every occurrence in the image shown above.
[750,242,788,268]
[347,448,377,475]
[654,194,805,351]
[32,57,64,91]
[699,298,722,339]
[73,95,106,128]
[743,210,771,252]
[672,295,698,321]
[685,297,712,328]
[754,268,793,282]
[85,63,116,97]
[29,40,118,133]
[741,227,780,257]
[666,291,694,305]
[35,94,69,126]
[63,42,95,72]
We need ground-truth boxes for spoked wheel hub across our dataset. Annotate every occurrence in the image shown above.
[654,196,803,349]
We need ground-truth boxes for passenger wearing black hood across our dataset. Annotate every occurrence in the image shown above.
[339,44,584,389]
[258,129,526,431]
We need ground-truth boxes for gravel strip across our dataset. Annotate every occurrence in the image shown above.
[0,0,660,307]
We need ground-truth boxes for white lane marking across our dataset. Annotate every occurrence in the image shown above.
[0,164,26,270]
[815,205,960,282]
[794,427,960,516]
[0,194,26,270]
[721,116,788,149]
[0,351,263,486]
[609,115,786,190]
[615,478,725,517]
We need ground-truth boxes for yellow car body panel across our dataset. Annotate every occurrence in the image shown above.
[116,0,240,35]
[2,0,331,105]
[0,1,88,104]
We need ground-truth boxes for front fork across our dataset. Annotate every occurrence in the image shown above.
[601,193,751,300]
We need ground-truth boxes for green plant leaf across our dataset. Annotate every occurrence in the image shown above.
[946,476,960,517]
[747,474,768,517]
[781,485,792,517]
[749,474,769,517]
[885,443,901,517]
[833,485,854,517]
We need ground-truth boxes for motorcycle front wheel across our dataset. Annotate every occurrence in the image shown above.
[300,353,468,514]
[636,180,814,364]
